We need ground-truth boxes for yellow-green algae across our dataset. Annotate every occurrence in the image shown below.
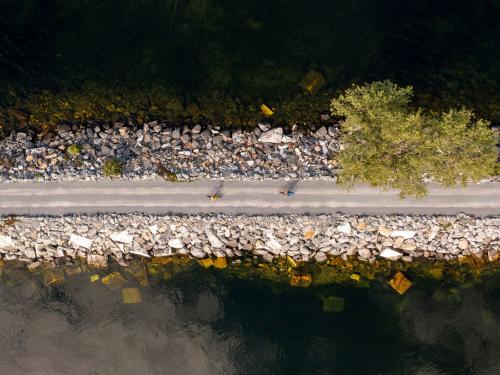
[0,254,498,292]
[0,84,332,135]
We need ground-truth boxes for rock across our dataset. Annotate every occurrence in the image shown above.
[130,248,151,257]
[258,122,271,132]
[390,230,416,239]
[190,248,205,259]
[380,248,403,261]
[428,226,440,241]
[191,124,202,134]
[314,252,328,263]
[122,288,141,304]
[378,226,393,237]
[69,234,93,250]
[400,242,417,252]
[358,248,371,260]
[87,254,108,268]
[57,124,71,132]
[0,235,15,250]
[110,231,134,244]
[199,258,213,268]
[388,271,412,295]
[168,238,184,249]
[356,222,366,231]
[214,256,228,268]
[101,272,127,287]
[266,238,282,254]
[148,225,158,237]
[458,239,469,250]
[172,129,181,139]
[100,146,112,156]
[303,227,316,240]
[336,223,351,235]
[393,237,404,249]
[258,128,283,143]
[27,261,42,272]
[205,228,224,248]
[315,127,328,138]
[290,274,312,288]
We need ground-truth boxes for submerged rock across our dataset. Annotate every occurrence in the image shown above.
[388,271,412,295]
[122,288,141,304]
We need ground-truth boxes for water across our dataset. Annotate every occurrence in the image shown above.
[2,260,500,374]
[1,0,499,121]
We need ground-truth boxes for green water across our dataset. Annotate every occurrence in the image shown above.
[1,260,500,374]
[1,0,499,121]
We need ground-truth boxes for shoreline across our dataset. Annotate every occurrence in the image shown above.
[0,213,498,269]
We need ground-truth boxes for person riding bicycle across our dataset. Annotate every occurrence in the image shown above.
[208,193,222,201]
[280,189,295,197]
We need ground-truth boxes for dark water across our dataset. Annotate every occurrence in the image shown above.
[2,261,500,375]
[1,0,499,120]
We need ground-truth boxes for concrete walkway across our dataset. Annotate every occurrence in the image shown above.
[1,180,499,216]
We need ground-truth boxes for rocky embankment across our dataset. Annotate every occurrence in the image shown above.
[0,214,498,268]
[0,121,339,182]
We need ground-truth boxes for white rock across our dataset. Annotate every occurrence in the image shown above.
[390,230,416,239]
[205,228,224,248]
[69,234,93,250]
[148,225,158,237]
[428,226,440,241]
[168,238,184,249]
[0,235,15,250]
[314,252,328,262]
[380,248,403,261]
[358,248,371,259]
[265,238,282,254]
[258,127,283,143]
[130,248,151,257]
[337,223,351,235]
[110,231,134,244]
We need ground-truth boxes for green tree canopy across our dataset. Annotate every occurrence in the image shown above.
[331,81,498,197]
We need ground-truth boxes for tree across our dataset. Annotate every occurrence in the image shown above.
[331,81,498,197]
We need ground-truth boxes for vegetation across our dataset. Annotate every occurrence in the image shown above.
[331,81,498,197]
[66,144,82,157]
[156,163,178,182]
[102,159,122,177]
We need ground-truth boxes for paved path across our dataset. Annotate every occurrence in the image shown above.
[1,180,499,216]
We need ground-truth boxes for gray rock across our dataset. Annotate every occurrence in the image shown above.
[205,228,224,248]
[172,129,181,139]
[315,127,328,138]
[258,128,283,143]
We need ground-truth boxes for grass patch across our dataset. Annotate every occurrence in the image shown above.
[103,159,122,177]
[156,163,178,182]
[66,144,82,157]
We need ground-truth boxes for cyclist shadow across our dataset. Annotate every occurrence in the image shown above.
[208,181,224,198]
